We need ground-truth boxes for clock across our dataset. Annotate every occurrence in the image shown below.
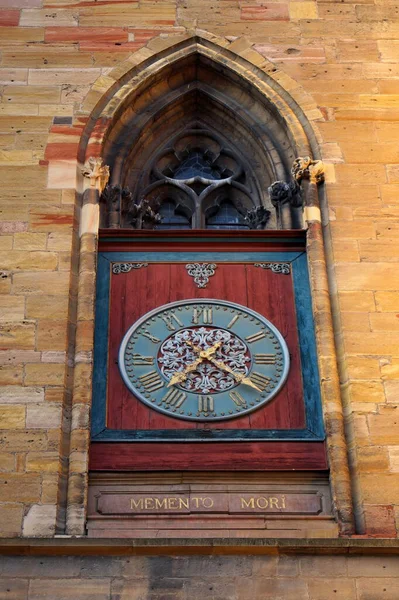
[118,299,290,422]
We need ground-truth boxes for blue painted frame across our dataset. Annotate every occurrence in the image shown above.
[91,249,325,442]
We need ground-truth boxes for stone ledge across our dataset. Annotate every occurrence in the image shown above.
[0,538,399,557]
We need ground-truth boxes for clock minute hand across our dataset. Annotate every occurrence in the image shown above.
[207,357,262,392]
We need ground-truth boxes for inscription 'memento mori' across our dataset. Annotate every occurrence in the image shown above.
[128,494,289,513]
[95,491,323,517]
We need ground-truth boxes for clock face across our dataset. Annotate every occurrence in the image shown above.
[118,299,290,422]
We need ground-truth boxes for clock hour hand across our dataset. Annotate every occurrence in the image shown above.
[207,357,262,392]
[167,356,203,387]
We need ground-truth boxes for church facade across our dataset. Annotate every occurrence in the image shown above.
[0,0,399,596]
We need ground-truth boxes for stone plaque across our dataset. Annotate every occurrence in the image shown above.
[96,491,322,516]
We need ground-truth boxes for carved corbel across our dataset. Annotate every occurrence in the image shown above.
[268,180,302,229]
[81,157,110,193]
[243,205,271,229]
[291,157,324,225]
[291,157,325,185]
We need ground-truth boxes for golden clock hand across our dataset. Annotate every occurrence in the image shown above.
[207,357,262,393]
[167,356,203,387]
[185,339,222,360]
[167,341,223,388]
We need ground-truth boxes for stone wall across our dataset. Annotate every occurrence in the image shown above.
[0,0,399,538]
[1,551,399,600]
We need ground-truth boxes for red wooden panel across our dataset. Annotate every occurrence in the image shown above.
[107,263,305,432]
[90,441,327,471]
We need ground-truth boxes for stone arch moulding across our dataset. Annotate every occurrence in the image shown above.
[62,30,354,537]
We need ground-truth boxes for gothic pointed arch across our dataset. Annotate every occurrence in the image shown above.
[64,32,354,540]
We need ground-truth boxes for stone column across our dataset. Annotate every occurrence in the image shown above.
[292,157,355,536]
[65,158,109,535]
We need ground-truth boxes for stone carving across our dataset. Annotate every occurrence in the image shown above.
[81,157,110,192]
[186,263,217,288]
[243,206,271,229]
[291,157,325,185]
[101,184,121,229]
[268,180,302,208]
[99,185,162,229]
[112,263,149,274]
[126,197,162,230]
[254,262,291,275]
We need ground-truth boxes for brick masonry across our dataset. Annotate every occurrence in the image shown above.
[0,0,398,543]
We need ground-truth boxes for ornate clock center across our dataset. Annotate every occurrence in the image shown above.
[158,326,251,394]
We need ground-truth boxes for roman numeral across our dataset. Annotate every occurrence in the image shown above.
[229,391,247,408]
[139,370,164,392]
[254,354,276,364]
[162,388,187,408]
[141,330,160,343]
[245,331,266,344]
[227,315,239,329]
[192,307,213,324]
[161,312,183,331]
[127,354,154,366]
[198,395,214,414]
[249,371,270,391]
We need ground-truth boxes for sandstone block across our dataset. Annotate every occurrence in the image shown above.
[0,430,47,451]
[346,356,380,380]
[336,263,399,291]
[369,408,399,445]
[0,405,25,429]
[289,1,317,19]
[13,272,70,295]
[13,233,47,251]
[26,295,69,319]
[0,322,35,350]
[0,578,28,599]
[348,555,399,577]
[37,320,67,352]
[356,446,390,472]
[0,473,41,502]
[28,578,111,600]
[26,451,60,473]
[22,503,57,537]
[307,578,356,600]
[339,291,375,313]
[25,364,65,386]
[357,578,399,600]
[26,402,62,428]
[381,359,399,379]
[0,504,23,536]
[384,380,399,403]
[3,85,61,104]
[0,165,47,189]
[0,365,23,385]
[0,251,58,271]
[0,296,25,322]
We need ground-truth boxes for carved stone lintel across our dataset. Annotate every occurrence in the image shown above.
[112,263,148,274]
[81,157,110,192]
[243,205,271,229]
[291,157,325,185]
[254,262,291,275]
[186,263,217,288]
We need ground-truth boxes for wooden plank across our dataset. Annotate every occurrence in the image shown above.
[89,441,327,471]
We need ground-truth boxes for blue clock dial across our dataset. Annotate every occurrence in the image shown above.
[118,299,290,422]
